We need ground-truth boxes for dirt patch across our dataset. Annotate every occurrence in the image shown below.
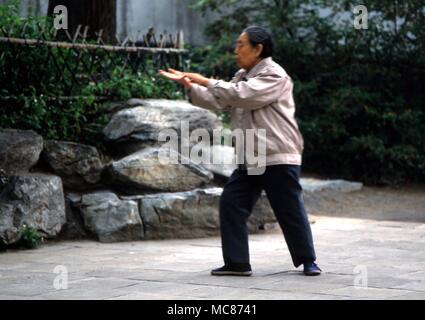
[304,183,425,223]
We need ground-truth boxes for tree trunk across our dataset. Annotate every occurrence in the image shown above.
[48,0,117,43]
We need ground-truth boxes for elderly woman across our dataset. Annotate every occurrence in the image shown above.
[159,26,321,276]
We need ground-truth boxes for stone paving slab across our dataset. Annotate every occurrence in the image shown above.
[0,216,424,300]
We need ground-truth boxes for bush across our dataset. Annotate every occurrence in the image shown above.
[189,0,425,185]
[0,225,43,251]
[0,1,184,148]
[18,225,43,250]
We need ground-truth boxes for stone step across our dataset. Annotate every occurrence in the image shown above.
[63,175,363,243]
[301,178,363,193]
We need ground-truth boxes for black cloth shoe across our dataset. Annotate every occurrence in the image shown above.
[211,264,252,276]
[303,262,322,276]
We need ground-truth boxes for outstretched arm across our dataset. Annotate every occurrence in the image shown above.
[181,68,287,111]
[205,72,286,110]
[159,68,231,111]
[188,83,232,111]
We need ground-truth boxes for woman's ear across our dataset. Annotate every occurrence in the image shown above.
[256,44,264,58]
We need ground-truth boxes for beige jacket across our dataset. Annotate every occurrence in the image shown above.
[188,57,304,167]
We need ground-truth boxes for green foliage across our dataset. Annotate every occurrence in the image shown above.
[81,66,184,101]
[189,0,425,185]
[18,225,43,250]
[0,1,184,147]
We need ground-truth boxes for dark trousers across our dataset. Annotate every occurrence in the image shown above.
[219,164,317,268]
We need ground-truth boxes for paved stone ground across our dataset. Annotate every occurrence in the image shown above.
[1,215,425,300]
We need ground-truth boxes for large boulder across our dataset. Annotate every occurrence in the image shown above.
[0,174,66,245]
[122,188,276,240]
[108,147,213,193]
[102,99,223,156]
[198,144,238,179]
[79,192,143,243]
[42,140,105,190]
[103,98,158,115]
[0,129,44,175]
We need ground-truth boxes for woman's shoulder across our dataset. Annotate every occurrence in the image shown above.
[233,59,291,80]
[263,59,290,79]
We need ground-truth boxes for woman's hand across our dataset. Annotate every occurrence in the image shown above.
[170,68,210,87]
[160,68,211,87]
[158,69,193,89]
[183,72,210,87]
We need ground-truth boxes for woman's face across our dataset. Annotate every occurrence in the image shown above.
[234,32,263,71]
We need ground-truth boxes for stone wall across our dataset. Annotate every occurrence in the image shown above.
[0,98,363,246]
